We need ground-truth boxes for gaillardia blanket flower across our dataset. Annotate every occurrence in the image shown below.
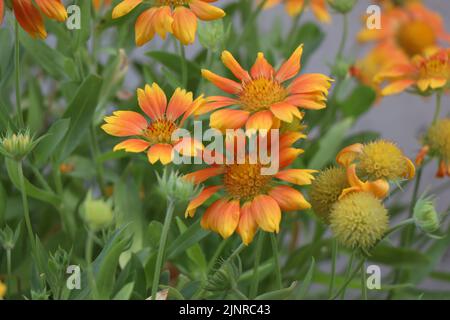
[0,0,67,38]
[102,83,204,165]
[377,48,450,96]
[184,132,315,245]
[112,0,225,46]
[417,118,450,178]
[265,0,330,22]
[199,45,333,131]
[358,3,450,57]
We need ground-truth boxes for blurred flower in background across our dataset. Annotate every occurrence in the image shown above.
[265,0,331,22]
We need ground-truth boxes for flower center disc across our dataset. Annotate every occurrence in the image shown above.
[420,57,450,80]
[145,119,177,144]
[223,163,272,200]
[155,0,189,6]
[239,78,287,112]
[397,21,436,56]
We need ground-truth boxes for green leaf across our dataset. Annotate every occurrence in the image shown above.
[255,282,297,300]
[175,217,208,272]
[5,158,60,207]
[339,85,377,118]
[71,0,92,50]
[308,118,354,169]
[370,244,430,268]
[33,119,71,167]
[113,282,135,300]
[57,75,103,162]
[159,285,186,300]
[167,220,209,259]
[296,257,315,299]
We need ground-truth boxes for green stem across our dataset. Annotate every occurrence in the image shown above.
[331,256,365,300]
[339,251,355,300]
[6,248,12,298]
[336,13,349,60]
[178,42,188,88]
[403,167,423,247]
[286,10,304,50]
[433,91,442,124]
[270,233,282,290]
[328,238,338,298]
[361,259,367,300]
[89,126,106,195]
[206,238,230,274]
[249,232,265,299]
[30,164,53,192]
[15,20,24,128]
[18,161,35,251]
[85,230,98,299]
[151,199,175,300]
[232,287,249,300]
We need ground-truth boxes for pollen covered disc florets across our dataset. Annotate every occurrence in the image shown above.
[239,78,288,112]
[310,167,350,223]
[330,192,389,250]
[419,54,450,80]
[145,118,177,144]
[426,118,450,162]
[358,140,409,181]
[223,163,273,200]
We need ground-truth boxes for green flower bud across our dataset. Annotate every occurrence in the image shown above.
[81,191,114,231]
[157,169,201,203]
[0,130,40,161]
[0,224,21,251]
[414,195,441,235]
[198,20,225,52]
[327,0,357,14]
[30,289,50,300]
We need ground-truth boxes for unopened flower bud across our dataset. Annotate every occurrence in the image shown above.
[81,191,114,231]
[198,20,225,52]
[0,224,20,251]
[157,169,201,203]
[0,130,38,161]
[414,195,440,235]
[327,0,357,14]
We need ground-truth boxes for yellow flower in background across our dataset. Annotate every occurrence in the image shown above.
[112,0,225,46]
[102,83,204,165]
[265,0,330,22]
[377,48,450,96]
[184,132,314,245]
[309,166,349,223]
[330,192,389,250]
[351,43,409,96]
[358,3,450,57]
[0,0,67,39]
[199,45,333,131]
[417,118,450,178]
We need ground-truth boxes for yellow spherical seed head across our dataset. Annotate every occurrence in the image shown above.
[310,167,350,223]
[330,192,389,250]
[426,118,450,162]
[358,140,408,181]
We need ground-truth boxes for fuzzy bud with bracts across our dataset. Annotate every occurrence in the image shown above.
[81,191,114,231]
[157,168,202,204]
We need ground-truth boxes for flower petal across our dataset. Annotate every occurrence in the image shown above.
[13,0,47,39]
[173,137,204,157]
[184,166,224,184]
[113,139,150,152]
[189,0,225,21]
[172,6,197,45]
[245,111,274,131]
[138,83,167,120]
[185,185,222,218]
[35,0,67,22]
[381,79,415,96]
[147,143,173,165]
[270,101,301,123]
[221,51,251,82]
[276,44,303,82]
[268,185,311,211]
[279,131,306,149]
[210,109,250,130]
[152,6,173,39]
[194,96,239,115]
[102,111,148,137]
[336,143,363,167]
[112,0,142,19]
[135,8,156,46]
[202,69,242,94]
[166,88,193,121]
[251,195,281,233]
[237,202,257,245]
[289,73,332,94]
[202,199,240,239]
[275,169,316,185]
[250,53,275,79]
[0,0,4,25]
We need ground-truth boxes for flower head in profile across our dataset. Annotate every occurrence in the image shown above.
[330,192,389,250]
[351,43,409,96]
[265,0,330,22]
[358,3,450,57]
[0,0,67,39]
[112,0,225,46]
[377,48,450,96]
[416,118,450,178]
[199,45,333,132]
[184,132,315,245]
[102,83,204,165]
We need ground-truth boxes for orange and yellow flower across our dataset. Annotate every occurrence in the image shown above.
[184,132,315,245]
[351,43,409,95]
[199,45,333,132]
[102,83,204,165]
[358,3,450,57]
[377,48,450,96]
[265,0,330,22]
[0,0,67,38]
[112,0,225,46]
